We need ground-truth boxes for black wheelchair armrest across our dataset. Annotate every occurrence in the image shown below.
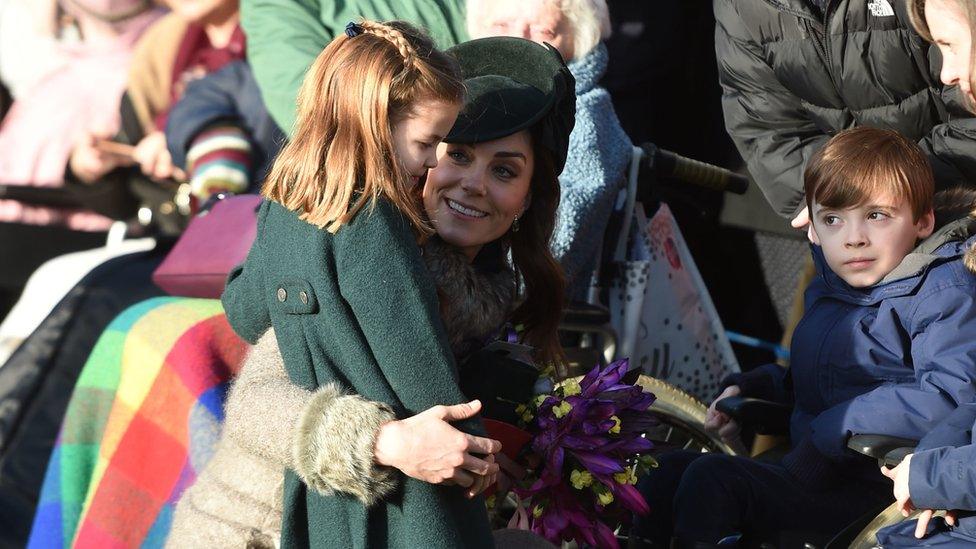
[561,301,611,326]
[715,396,792,435]
[847,434,918,467]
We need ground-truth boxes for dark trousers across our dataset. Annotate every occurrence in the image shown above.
[632,451,892,546]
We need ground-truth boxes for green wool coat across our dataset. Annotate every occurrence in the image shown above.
[222,199,494,548]
[241,0,469,133]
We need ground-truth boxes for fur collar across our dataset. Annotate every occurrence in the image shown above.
[421,237,516,358]
[933,187,976,274]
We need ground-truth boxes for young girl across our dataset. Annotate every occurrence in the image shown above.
[220,20,496,548]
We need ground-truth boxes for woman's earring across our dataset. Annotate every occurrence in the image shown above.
[512,215,520,233]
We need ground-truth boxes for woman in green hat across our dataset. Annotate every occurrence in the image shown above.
[169,35,575,548]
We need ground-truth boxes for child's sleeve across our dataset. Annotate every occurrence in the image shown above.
[719,362,792,403]
[221,200,273,344]
[904,404,976,511]
[909,443,976,511]
[334,201,483,434]
[809,283,976,461]
[916,402,976,453]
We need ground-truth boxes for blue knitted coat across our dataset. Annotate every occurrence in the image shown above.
[553,44,633,299]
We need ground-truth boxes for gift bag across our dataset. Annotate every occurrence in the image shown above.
[608,200,739,400]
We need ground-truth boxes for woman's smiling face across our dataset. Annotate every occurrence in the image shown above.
[423,131,534,260]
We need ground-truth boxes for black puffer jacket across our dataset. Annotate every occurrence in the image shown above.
[715,0,976,217]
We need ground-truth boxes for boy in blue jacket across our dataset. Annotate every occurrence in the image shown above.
[875,399,976,547]
[634,127,976,548]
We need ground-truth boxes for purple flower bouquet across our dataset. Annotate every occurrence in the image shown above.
[501,359,659,548]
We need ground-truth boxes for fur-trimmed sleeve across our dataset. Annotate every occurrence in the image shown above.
[223,330,399,505]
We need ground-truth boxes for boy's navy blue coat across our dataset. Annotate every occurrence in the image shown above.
[875,403,976,546]
[727,218,976,486]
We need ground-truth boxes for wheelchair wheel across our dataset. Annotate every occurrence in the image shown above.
[844,502,940,549]
[636,375,740,455]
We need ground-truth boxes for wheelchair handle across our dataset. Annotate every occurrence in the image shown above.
[715,396,792,435]
[641,143,749,195]
[847,434,918,467]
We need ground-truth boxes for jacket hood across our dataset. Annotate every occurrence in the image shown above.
[811,191,976,304]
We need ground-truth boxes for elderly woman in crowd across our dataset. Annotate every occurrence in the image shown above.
[466,0,632,298]
[241,0,631,298]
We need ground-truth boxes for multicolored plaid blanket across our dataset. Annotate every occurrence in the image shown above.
[28,297,248,548]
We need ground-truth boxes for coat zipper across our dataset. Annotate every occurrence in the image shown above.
[818,0,841,96]
[763,0,844,103]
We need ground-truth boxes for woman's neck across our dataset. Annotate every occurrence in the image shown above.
[461,244,482,263]
[202,10,239,48]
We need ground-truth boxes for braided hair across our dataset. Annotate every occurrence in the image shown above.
[263,20,463,233]
[358,20,418,73]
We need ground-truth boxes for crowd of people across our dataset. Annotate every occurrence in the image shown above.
[2,0,976,547]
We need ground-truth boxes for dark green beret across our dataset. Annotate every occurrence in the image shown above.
[446,37,577,173]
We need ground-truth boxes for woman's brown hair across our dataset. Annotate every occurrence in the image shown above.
[507,130,566,368]
[908,0,976,105]
[262,20,463,233]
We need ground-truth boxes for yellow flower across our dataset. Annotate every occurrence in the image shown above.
[597,490,614,506]
[552,400,573,418]
[532,504,544,518]
[609,415,621,434]
[515,404,527,415]
[614,468,637,485]
[570,469,593,489]
[561,378,581,397]
[521,410,534,423]
[534,394,548,407]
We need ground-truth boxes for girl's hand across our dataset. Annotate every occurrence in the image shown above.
[373,400,501,488]
[133,131,185,181]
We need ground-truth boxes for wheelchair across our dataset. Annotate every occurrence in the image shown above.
[556,141,749,378]
[714,396,920,549]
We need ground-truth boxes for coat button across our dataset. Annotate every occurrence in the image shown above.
[277,288,287,302]
[299,291,309,305]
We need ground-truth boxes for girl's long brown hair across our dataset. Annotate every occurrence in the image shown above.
[262,20,463,233]
[507,131,567,368]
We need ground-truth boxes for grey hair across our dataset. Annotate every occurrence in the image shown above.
[465,0,612,61]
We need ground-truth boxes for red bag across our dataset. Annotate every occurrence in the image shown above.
[152,194,262,299]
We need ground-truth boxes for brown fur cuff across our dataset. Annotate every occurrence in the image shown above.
[292,384,399,506]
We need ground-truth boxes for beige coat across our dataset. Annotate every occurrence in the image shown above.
[167,238,516,547]
[166,331,397,548]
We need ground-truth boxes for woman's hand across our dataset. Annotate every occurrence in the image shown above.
[791,207,815,243]
[373,399,501,489]
[705,385,744,446]
[465,453,497,499]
